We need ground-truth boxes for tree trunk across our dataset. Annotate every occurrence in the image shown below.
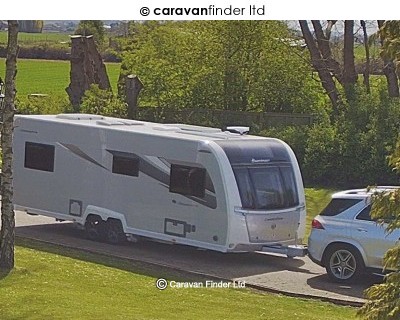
[342,20,358,97]
[325,20,337,40]
[377,20,400,97]
[361,20,371,94]
[125,75,143,119]
[66,35,111,111]
[343,20,357,84]
[0,20,18,271]
[84,36,111,91]
[299,20,340,117]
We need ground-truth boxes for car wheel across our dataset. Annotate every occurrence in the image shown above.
[324,244,364,283]
[104,219,126,245]
[84,215,104,241]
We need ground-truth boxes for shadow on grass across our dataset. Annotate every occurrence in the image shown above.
[15,236,214,284]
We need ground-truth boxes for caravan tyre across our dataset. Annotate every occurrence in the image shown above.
[105,219,126,245]
[84,215,104,241]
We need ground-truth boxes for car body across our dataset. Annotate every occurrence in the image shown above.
[308,187,400,283]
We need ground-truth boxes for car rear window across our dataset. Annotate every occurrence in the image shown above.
[320,199,362,216]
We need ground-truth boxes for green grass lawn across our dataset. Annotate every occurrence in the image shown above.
[354,43,381,63]
[0,31,71,46]
[0,238,356,320]
[304,188,334,241]
[0,58,121,97]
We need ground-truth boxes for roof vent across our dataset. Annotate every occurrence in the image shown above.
[96,119,145,126]
[153,125,180,132]
[119,120,145,125]
[56,114,104,121]
[225,126,250,135]
[164,123,221,133]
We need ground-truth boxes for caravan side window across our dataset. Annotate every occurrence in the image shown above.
[112,156,139,177]
[24,142,55,172]
[169,164,206,198]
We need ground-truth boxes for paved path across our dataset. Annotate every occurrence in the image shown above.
[13,211,378,306]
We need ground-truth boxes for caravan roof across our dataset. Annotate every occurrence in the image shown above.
[15,114,266,142]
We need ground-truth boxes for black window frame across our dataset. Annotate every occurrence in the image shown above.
[24,142,55,172]
[112,155,140,177]
[169,164,206,198]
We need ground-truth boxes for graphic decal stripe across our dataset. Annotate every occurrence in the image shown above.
[59,143,108,170]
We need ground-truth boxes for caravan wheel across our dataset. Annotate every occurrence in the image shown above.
[84,215,104,241]
[105,219,126,245]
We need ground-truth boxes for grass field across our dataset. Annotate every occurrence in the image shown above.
[0,238,356,320]
[354,43,381,63]
[304,188,334,240]
[0,31,71,46]
[0,58,121,97]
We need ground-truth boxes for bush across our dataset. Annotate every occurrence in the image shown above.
[304,87,400,187]
[80,84,127,117]
[16,95,71,115]
[260,126,309,170]
[303,122,344,186]
[262,86,400,188]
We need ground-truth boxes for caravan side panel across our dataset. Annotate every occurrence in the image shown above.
[13,117,230,251]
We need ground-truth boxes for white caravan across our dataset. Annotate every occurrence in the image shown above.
[13,114,306,256]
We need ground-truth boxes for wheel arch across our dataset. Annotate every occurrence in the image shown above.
[83,205,128,232]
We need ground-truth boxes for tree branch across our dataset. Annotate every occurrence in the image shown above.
[299,20,340,118]
[312,20,343,84]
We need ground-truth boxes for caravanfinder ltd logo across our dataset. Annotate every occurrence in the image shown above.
[140,4,266,17]
[155,278,246,290]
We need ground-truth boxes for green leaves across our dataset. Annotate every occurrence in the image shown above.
[359,142,400,319]
[75,20,106,49]
[360,271,400,320]
[118,21,319,113]
[371,190,400,235]
[379,21,400,73]
[81,84,127,118]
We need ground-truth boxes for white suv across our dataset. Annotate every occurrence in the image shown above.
[308,187,400,283]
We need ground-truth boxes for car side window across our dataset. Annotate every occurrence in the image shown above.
[356,205,373,221]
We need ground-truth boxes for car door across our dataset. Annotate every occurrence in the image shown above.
[351,205,400,269]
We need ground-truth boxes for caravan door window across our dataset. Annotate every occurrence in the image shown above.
[24,142,55,172]
[169,164,206,198]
